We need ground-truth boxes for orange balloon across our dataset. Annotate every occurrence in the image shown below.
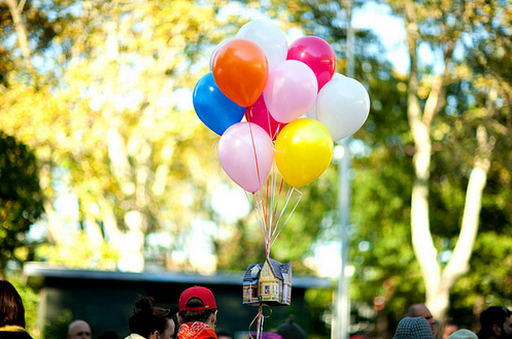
[275,118,333,187]
[212,39,269,107]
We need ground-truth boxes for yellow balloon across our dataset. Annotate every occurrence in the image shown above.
[275,118,333,187]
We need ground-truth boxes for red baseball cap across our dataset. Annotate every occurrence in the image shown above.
[179,286,217,311]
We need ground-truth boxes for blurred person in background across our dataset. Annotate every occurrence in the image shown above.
[177,286,218,339]
[125,296,176,339]
[405,303,437,335]
[67,320,91,339]
[477,307,512,339]
[0,279,34,339]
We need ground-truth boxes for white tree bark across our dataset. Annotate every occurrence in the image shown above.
[4,0,33,69]
[404,0,494,321]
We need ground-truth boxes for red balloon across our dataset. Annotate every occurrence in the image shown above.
[212,39,269,107]
[287,36,336,91]
[245,95,286,140]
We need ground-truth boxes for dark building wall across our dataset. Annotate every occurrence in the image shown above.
[24,263,331,338]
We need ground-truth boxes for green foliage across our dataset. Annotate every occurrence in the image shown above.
[42,309,73,339]
[35,231,119,270]
[8,275,40,338]
[0,132,43,275]
[305,288,335,338]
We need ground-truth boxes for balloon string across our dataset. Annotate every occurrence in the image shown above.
[247,304,263,339]
[247,191,267,240]
[265,165,274,256]
[212,138,220,151]
[269,187,303,250]
[247,303,271,339]
[265,174,271,256]
[248,121,262,191]
[264,103,273,140]
[248,165,302,257]
[271,178,284,230]
[257,303,264,339]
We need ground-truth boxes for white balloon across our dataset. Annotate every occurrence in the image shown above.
[305,104,316,119]
[307,73,346,120]
[210,37,235,71]
[315,76,370,141]
[236,19,288,69]
[332,72,346,81]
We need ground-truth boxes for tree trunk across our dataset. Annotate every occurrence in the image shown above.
[405,1,442,316]
[404,0,492,322]
[4,0,33,70]
[432,126,494,320]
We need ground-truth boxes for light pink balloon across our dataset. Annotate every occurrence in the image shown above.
[287,36,336,91]
[218,122,275,193]
[263,60,318,124]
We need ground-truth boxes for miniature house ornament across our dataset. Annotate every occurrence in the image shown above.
[243,257,292,306]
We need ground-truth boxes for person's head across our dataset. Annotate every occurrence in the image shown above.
[67,320,92,339]
[393,317,435,339]
[128,296,175,339]
[0,279,26,329]
[405,304,436,333]
[449,329,478,339]
[178,286,218,328]
[477,307,512,339]
[276,316,307,339]
[443,320,460,339]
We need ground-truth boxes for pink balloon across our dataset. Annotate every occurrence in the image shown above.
[287,36,336,91]
[245,95,286,140]
[218,122,274,193]
[263,60,318,124]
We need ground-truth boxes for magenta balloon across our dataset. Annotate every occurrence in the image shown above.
[245,95,286,140]
[218,122,274,193]
[287,36,336,91]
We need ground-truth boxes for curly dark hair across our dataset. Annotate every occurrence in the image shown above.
[128,296,172,338]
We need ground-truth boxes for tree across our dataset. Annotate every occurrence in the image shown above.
[0,0,264,272]
[264,0,512,333]
[385,0,512,321]
[0,132,43,277]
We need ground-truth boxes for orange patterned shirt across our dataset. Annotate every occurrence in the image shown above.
[177,322,218,339]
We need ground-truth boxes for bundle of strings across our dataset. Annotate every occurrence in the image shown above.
[248,165,303,257]
[247,304,273,339]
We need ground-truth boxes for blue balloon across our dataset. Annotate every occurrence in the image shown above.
[193,72,246,136]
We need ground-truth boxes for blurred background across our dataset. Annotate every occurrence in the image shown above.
[1,0,511,338]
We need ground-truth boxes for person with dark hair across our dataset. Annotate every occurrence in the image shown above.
[476,307,512,339]
[67,320,91,339]
[176,286,218,339]
[276,316,306,339]
[0,279,33,339]
[125,296,176,339]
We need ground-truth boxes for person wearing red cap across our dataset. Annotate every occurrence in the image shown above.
[177,286,219,339]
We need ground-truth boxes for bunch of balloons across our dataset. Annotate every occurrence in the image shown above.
[193,18,370,194]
